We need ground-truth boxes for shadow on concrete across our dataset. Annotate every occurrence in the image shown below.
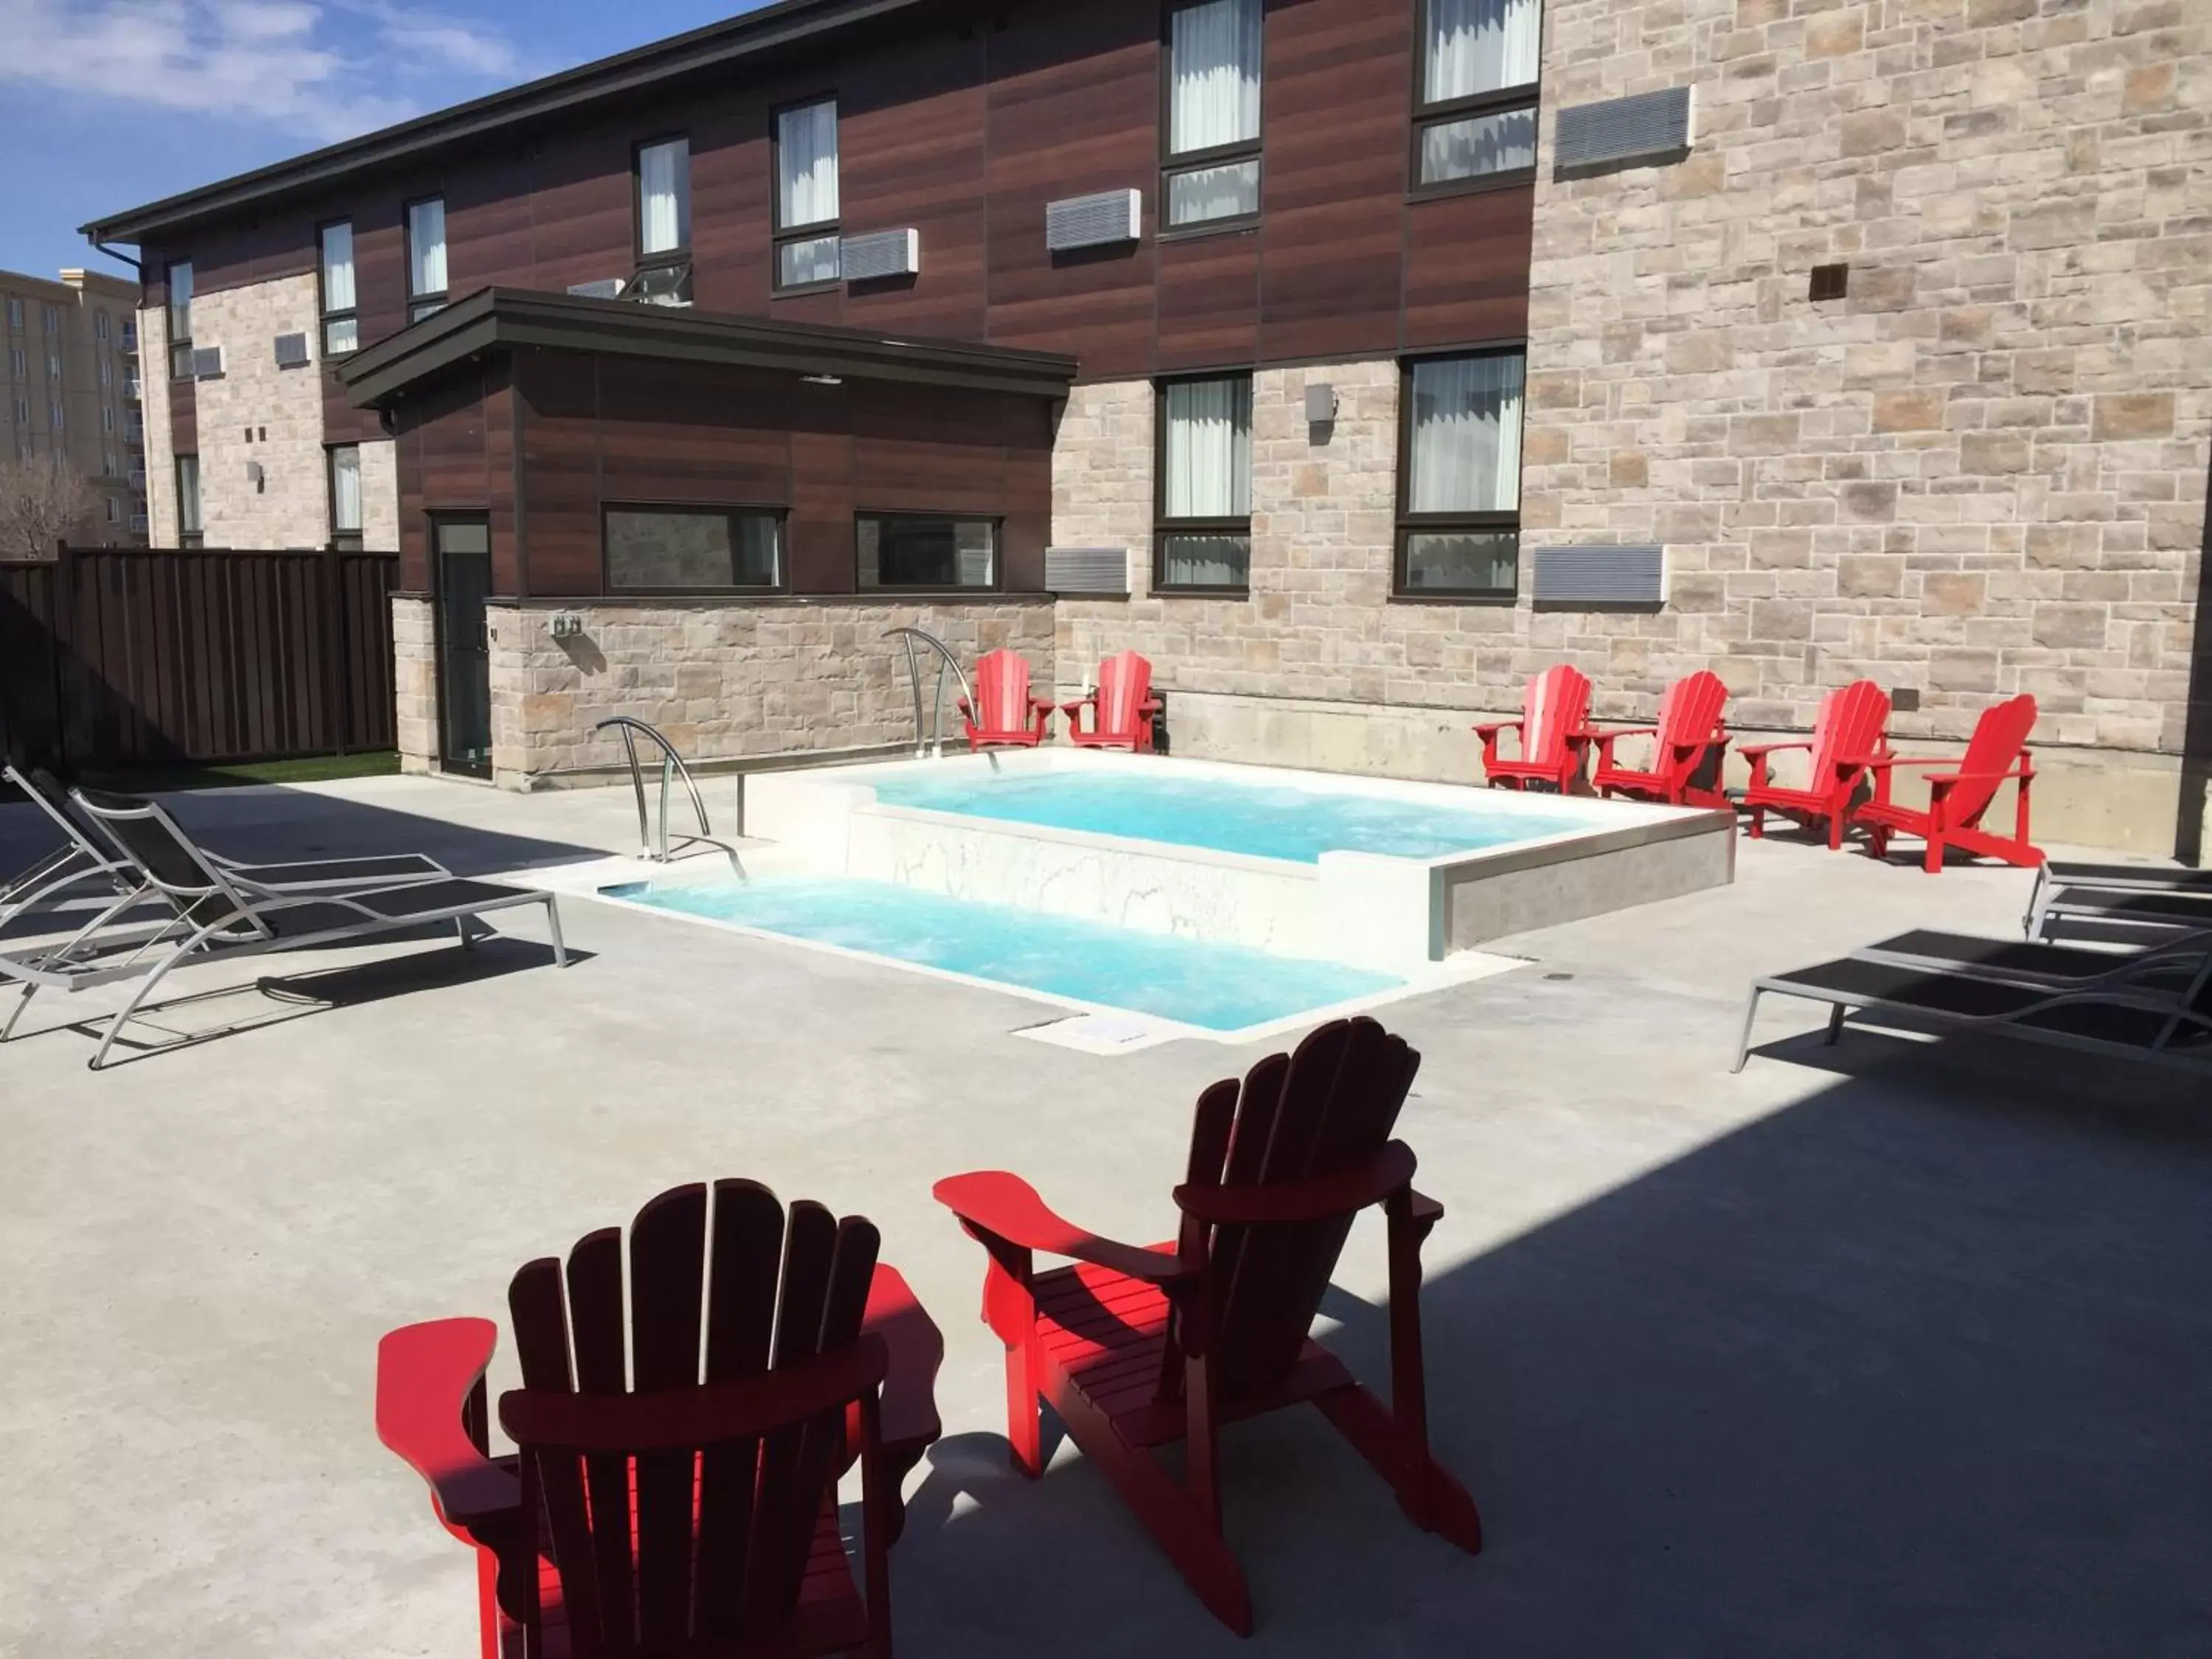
[886,1043,2212,1656]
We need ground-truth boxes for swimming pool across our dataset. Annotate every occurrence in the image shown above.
[871,766,1585,863]
[609,872,1405,1034]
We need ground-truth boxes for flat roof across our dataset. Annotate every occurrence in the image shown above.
[335,286,1079,408]
[79,0,928,247]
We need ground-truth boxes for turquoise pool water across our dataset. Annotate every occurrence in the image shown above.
[869,767,1586,863]
[612,874,1402,1032]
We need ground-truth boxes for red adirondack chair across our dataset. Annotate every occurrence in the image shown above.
[1740,679,1893,849]
[377,1180,944,1659]
[1060,650,1161,751]
[958,648,1054,750]
[1851,694,2042,873]
[1475,664,1593,791]
[1587,669,1732,809]
[933,1016,1481,1635]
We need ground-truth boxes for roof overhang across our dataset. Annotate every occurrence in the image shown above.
[335,287,1079,408]
[79,0,928,247]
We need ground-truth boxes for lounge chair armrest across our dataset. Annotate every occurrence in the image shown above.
[1056,697,1093,715]
[862,1265,943,1455]
[375,1318,522,1531]
[1470,719,1522,738]
[933,1171,1186,1283]
[1924,766,2031,788]
[1586,723,1658,740]
[501,1338,888,1453]
[1735,739,1810,760]
[1172,1141,1418,1225]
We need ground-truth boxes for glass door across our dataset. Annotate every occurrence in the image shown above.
[433,515,493,778]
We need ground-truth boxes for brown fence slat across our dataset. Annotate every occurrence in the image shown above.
[0,546,398,775]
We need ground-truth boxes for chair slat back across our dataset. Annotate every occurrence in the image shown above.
[1095,650,1154,738]
[972,649,1031,732]
[7,766,109,863]
[1947,695,2038,824]
[1523,666,1593,768]
[1179,1018,1422,1404]
[505,1181,881,1659]
[72,787,226,899]
[1809,681,1891,779]
[1652,672,1729,785]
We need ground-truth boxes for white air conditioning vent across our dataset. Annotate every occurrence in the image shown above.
[1530,543,1667,605]
[192,345,225,380]
[841,229,920,283]
[1046,189,1143,253]
[272,332,310,368]
[566,278,625,300]
[1045,547,1130,596]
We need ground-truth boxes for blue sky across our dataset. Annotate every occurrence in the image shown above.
[0,0,767,280]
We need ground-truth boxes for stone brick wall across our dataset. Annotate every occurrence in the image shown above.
[1523,0,2210,750]
[1052,380,1155,594]
[484,599,1057,787]
[359,437,399,549]
[136,304,176,547]
[392,595,437,773]
[188,275,330,547]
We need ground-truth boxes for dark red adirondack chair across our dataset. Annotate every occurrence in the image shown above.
[1851,694,2042,873]
[1740,679,1893,849]
[959,648,1054,750]
[1061,650,1161,751]
[1475,664,1593,792]
[933,1017,1481,1635]
[377,1180,944,1659]
[1587,669,1732,808]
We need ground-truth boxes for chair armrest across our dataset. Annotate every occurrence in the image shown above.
[1471,720,1522,739]
[956,695,974,714]
[1057,697,1093,716]
[375,1318,522,1530]
[1863,755,1962,771]
[1172,1142,1417,1225]
[1735,739,1811,760]
[1585,723,1658,742]
[1923,766,2028,788]
[933,1171,1187,1284]
[1409,1187,1444,1228]
[862,1264,943,1456]
[1138,698,1164,714]
[1029,695,1058,711]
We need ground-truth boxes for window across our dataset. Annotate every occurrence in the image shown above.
[406,198,448,322]
[1413,0,1542,192]
[4,296,19,330]
[328,445,363,551]
[320,221,359,354]
[605,506,783,591]
[46,353,60,380]
[95,310,110,343]
[49,399,62,430]
[104,448,117,476]
[856,514,997,591]
[1155,375,1253,590]
[8,347,21,378]
[101,405,114,432]
[105,496,120,524]
[99,358,112,388]
[167,262,193,380]
[1397,350,1526,596]
[42,304,58,334]
[12,398,25,425]
[1163,0,1263,230]
[773,100,841,291]
[630,138,695,305]
[176,455,203,546]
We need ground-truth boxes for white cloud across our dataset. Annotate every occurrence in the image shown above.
[0,0,527,144]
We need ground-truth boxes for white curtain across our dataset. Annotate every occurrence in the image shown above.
[1422,106,1538,180]
[639,139,689,255]
[330,446,361,533]
[1410,354,1525,513]
[1425,0,1542,102]
[408,199,446,296]
[1169,0,1262,154]
[321,223,355,312]
[778,101,841,227]
[1165,378,1251,518]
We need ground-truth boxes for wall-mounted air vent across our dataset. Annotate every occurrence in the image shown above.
[1045,547,1130,597]
[566,278,624,300]
[1530,543,1666,605]
[841,229,920,283]
[1046,189,1143,253]
[272,333,310,368]
[1554,87,1694,173]
[192,345,225,380]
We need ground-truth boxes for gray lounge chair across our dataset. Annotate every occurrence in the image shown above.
[2029,883,2212,942]
[1733,951,2212,1075]
[1853,927,2211,992]
[2024,860,2212,939]
[1,787,564,1069]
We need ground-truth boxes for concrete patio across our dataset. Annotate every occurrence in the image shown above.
[1,774,2205,1656]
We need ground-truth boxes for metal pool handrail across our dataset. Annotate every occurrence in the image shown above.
[884,627,975,759]
[594,716,742,870]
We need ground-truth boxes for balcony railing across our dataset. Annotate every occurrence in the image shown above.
[122,375,142,400]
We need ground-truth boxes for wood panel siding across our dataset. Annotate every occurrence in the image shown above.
[1402,184,1536,349]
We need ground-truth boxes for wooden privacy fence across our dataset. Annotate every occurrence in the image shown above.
[0,544,398,774]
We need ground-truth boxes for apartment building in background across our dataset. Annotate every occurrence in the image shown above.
[79,0,2211,854]
[0,267,146,546]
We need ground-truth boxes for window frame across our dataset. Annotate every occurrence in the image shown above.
[319,219,361,357]
[601,502,790,596]
[1158,0,1265,239]
[771,94,844,296]
[404,196,449,323]
[1407,0,1543,201]
[1152,371,1256,597]
[4,297,19,330]
[327,443,365,552]
[175,453,204,548]
[1392,344,1528,602]
[852,510,1004,595]
[166,262,194,381]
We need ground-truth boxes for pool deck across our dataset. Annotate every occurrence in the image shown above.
[1,773,2206,1657]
